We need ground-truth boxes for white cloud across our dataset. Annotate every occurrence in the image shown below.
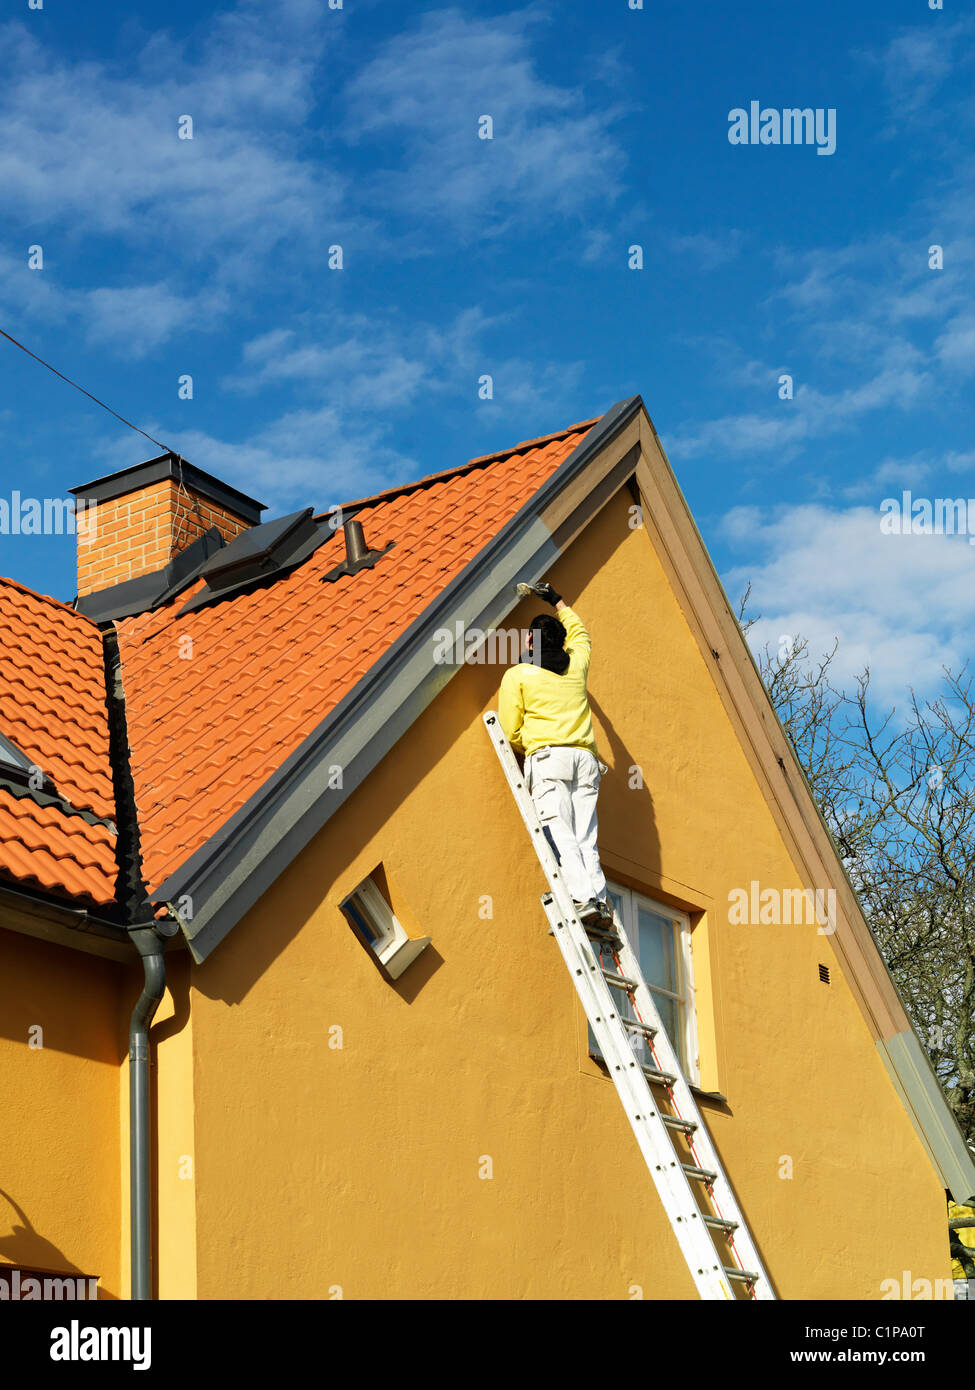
[230,319,437,406]
[225,304,585,421]
[579,228,614,265]
[668,345,930,461]
[0,2,366,363]
[342,7,626,234]
[722,502,975,703]
[860,18,975,121]
[936,313,975,374]
[671,230,744,270]
[90,404,410,511]
[84,284,230,358]
[839,452,933,502]
[0,7,348,267]
[669,180,975,468]
[0,251,229,359]
[0,1,625,362]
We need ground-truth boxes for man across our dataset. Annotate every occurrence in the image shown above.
[498,580,611,924]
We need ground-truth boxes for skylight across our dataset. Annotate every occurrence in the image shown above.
[176,508,327,616]
[0,731,37,782]
[0,731,33,773]
[0,731,59,798]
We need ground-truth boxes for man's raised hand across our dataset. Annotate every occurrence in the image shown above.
[515,581,562,607]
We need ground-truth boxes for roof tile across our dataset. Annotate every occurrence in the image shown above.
[0,581,118,907]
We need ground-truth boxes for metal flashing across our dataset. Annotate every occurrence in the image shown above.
[0,773,117,832]
[70,454,266,523]
[75,527,226,623]
[175,509,333,616]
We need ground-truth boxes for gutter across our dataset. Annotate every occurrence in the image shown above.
[0,879,131,959]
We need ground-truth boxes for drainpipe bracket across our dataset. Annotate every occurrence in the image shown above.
[128,918,179,956]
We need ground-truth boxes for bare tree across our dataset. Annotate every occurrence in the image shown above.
[744,601,975,1150]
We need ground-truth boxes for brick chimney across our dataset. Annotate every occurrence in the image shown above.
[70,454,266,597]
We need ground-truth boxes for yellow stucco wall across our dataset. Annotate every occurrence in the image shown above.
[149,952,198,1301]
[181,483,951,1299]
[0,928,124,1299]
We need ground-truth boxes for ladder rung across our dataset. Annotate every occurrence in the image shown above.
[681,1164,718,1184]
[703,1215,739,1234]
[601,968,637,992]
[586,925,623,948]
[723,1266,760,1285]
[641,1065,677,1086]
[662,1115,697,1135]
[623,1018,657,1038]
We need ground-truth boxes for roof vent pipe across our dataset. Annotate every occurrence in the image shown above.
[344,517,369,567]
[321,516,395,584]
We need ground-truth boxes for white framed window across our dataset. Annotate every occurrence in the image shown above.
[341,876,431,980]
[589,883,699,1085]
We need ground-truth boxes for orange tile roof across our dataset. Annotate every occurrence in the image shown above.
[0,788,116,904]
[118,420,596,895]
[0,580,117,906]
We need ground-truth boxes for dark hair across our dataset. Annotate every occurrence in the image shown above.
[529,614,566,647]
[528,613,570,674]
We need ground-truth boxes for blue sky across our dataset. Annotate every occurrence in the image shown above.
[1,0,972,704]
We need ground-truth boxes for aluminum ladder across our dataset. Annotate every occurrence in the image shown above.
[484,711,776,1300]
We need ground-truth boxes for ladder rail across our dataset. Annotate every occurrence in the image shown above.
[483,711,777,1301]
[537,893,734,1299]
[604,921,775,1293]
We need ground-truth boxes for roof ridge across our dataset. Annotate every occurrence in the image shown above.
[317,414,602,519]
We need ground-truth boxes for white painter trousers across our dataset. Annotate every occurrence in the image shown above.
[525,745,607,905]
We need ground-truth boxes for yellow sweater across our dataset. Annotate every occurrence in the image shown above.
[498,606,600,759]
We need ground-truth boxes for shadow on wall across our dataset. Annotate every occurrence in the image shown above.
[0,930,126,1062]
[0,1188,118,1298]
[588,689,661,880]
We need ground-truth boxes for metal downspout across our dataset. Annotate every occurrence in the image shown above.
[128,920,177,1300]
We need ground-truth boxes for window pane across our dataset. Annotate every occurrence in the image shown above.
[649,990,679,1050]
[589,892,688,1077]
[346,897,380,946]
[636,906,676,994]
[0,732,32,773]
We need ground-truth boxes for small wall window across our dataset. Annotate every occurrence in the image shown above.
[589,882,699,1085]
[341,876,431,980]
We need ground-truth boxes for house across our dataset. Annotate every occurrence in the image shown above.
[1,395,972,1300]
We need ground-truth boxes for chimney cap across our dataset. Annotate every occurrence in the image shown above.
[69,452,267,523]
